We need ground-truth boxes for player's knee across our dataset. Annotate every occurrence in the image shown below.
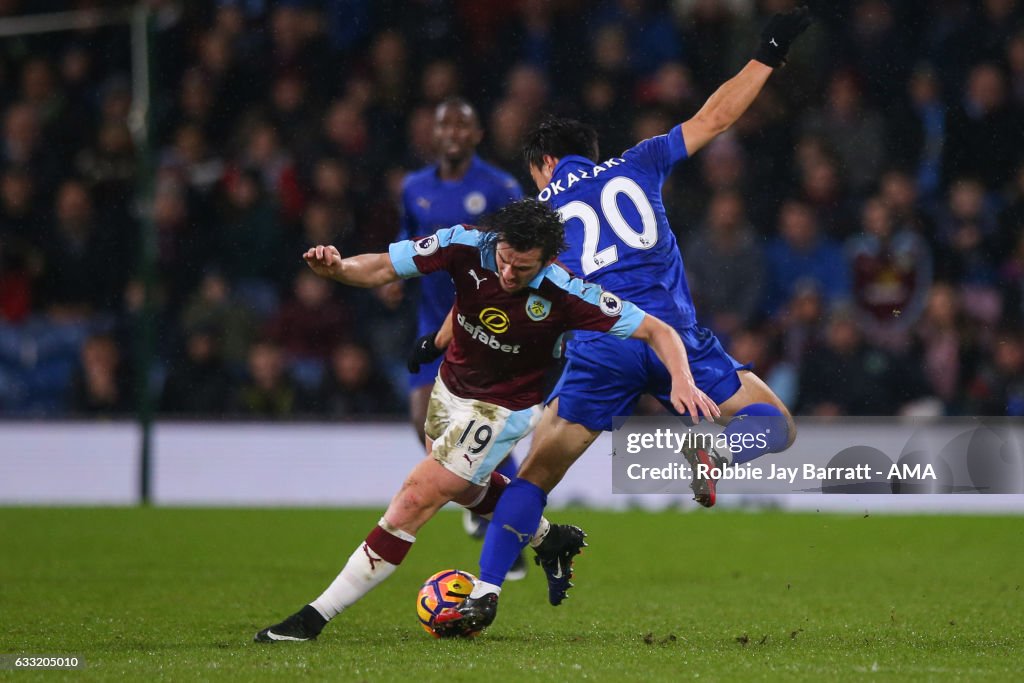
[396,481,437,515]
[784,414,797,449]
[738,402,792,453]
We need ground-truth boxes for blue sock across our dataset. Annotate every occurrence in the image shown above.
[724,403,790,464]
[495,454,518,480]
[478,479,546,586]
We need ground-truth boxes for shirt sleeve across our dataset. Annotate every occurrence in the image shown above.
[387,224,481,279]
[544,268,646,338]
[622,124,689,179]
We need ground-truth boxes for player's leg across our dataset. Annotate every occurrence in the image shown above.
[516,400,603,491]
[413,362,520,545]
[255,447,478,643]
[716,370,796,451]
[648,326,795,506]
[476,405,597,593]
[409,383,432,445]
[470,338,641,593]
[478,453,521,541]
[256,378,470,643]
[434,405,610,637]
[434,340,643,636]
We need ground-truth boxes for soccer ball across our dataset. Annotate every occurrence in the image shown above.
[416,569,476,637]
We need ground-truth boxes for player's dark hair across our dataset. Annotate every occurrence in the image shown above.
[522,116,600,169]
[481,198,568,262]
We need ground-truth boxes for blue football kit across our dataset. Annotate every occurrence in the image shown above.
[541,125,747,431]
[476,125,790,591]
[398,156,522,389]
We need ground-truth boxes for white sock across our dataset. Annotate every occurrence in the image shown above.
[466,513,550,546]
[529,516,551,548]
[466,518,550,599]
[310,524,415,621]
[469,580,502,599]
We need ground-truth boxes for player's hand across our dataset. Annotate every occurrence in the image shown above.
[303,244,342,279]
[753,4,813,68]
[670,374,720,423]
[407,331,445,373]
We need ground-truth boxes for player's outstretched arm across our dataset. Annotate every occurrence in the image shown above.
[680,5,812,157]
[630,315,720,421]
[302,244,400,288]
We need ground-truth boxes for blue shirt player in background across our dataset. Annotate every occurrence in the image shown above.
[395,98,526,567]
[435,5,814,637]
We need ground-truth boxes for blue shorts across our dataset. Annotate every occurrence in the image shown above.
[549,325,750,432]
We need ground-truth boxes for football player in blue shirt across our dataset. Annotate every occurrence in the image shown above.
[435,5,813,637]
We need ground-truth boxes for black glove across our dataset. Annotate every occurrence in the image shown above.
[407,331,444,373]
[753,5,812,68]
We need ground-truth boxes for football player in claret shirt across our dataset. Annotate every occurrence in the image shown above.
[254,199,715,642]
[397,99,522,444]
[435,5,812,638]
[395,97,525,561]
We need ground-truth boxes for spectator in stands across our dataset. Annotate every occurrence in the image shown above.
[913,283,981,413]
[75,121,136,213]
[1000,165,1024,319]
[487,100,531,180]
[39,179,119,315]
[800,69,887,196]
[2,102,60,195]
[1008,29,1024,107]
[180,271,258,371]
[797,306,929,416]
[310,342,400,418]
[777,279,827,369]
[232,340,304,419]
[846,196,933,351]
[160,123,225,200]
[684,190,764,340]
[592,0,682,77]
[728,326,797,409]
[265,270,353,362]
[763,199,850,316]
[0,168,43,322]
[68,333,130,416]
[968,327,1024,416]
[227,120,305,226]
[797,152,855,238]
[943,62,1023,190]
[160,323,232,415]
[268,71,318,155]
[879,168,934,237]
[213,167,285,309]
[933,177,1001,285]
[887,65,946,199]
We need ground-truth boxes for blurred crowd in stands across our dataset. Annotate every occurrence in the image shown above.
[1,0,1024,419]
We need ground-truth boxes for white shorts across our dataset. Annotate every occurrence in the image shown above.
[424,376,542,486]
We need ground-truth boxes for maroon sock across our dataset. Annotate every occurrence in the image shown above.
[466,472,511,516]
[365,525,413,566]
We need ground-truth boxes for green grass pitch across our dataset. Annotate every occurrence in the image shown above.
[1,507,1021,681]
